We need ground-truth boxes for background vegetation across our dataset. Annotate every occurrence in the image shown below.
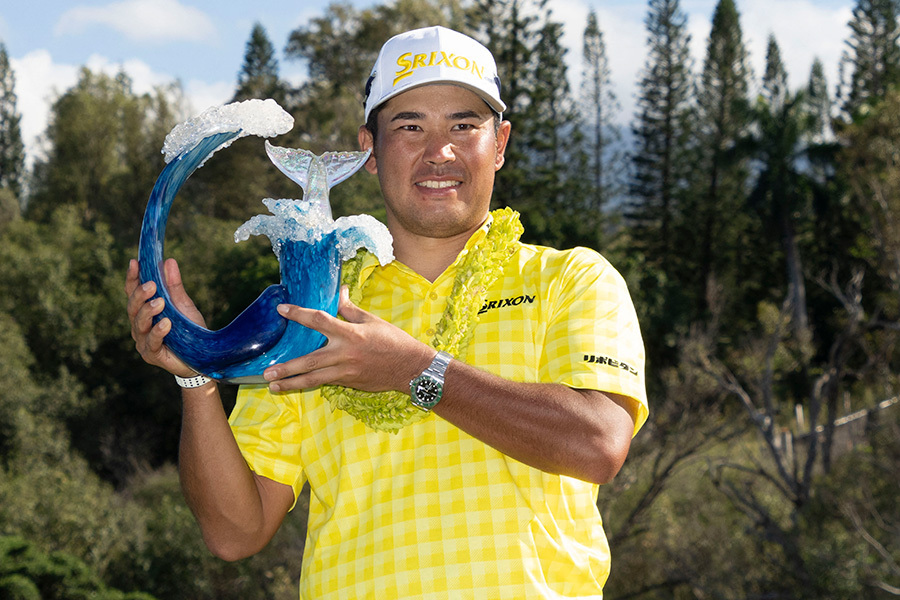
[0,0,898,598]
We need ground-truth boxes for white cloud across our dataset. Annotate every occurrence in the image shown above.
[555,0,656,121]
[11,50,80,165]
[741,0,851,90]
[55,0,216,43]
[183,79,234,114]
[11,49,233,166]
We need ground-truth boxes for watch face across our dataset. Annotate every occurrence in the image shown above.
[411,376,443,409]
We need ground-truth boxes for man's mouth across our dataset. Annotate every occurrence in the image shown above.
[417,179,461,189]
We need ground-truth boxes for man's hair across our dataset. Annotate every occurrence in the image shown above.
[365,103,503,143]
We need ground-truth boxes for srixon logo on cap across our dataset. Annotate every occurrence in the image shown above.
[393,51,487,86]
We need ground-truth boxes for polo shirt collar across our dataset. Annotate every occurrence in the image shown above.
[353,214,495,287]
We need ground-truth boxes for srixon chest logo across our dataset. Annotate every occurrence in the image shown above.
[584,354,639,376]
[479,294,536,315]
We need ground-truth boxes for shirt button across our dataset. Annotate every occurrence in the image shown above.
[426,328,436,337]
[429,291,438,300]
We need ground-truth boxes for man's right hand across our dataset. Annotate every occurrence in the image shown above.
[125,258,206,377]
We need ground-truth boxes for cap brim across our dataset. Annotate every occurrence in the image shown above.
[366,79,506,121]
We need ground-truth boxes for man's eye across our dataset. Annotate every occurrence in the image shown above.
[454,124,474,131]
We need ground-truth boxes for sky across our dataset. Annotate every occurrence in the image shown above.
[1,0,854,166]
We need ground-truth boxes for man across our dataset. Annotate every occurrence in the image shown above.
[126,26,648,598]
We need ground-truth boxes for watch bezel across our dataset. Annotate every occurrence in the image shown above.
[410,375,443,410]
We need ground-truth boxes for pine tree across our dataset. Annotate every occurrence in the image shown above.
[233,23,288,105]
[628,0,694,260]
[840,0,900,117]
[527,16,593,247]
[761,34,788,111]
[467,0,545,213]
[689,0,753,320]
[749,34,812,335]
[0,42,25,201]
[581,10,622,217]
[805,58,833,145]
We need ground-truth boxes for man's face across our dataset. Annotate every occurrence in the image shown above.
[358,84,510,241]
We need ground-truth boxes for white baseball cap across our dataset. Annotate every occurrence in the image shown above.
[363,26,506,122]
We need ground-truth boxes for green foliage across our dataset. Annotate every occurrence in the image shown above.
[0,536,155,600]
[838,88,900,296]
[26,69,179,245]
[1,2,899,599]
[105,466,308,600]
[0,207,123,391]
[0,42,25,200]
[840,0,900,117]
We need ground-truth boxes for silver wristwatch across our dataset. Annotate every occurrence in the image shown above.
[409,351,453,411]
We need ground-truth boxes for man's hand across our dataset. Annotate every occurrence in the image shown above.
[125,258,206,377]
[262,286,435,393]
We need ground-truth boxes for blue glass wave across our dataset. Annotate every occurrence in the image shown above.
[138,131,339,383]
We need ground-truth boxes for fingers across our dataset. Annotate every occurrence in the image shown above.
[276,302,343,333]
[124,258,140,296]
[125,258,191,375]
[163,258,190,307]
[337,285,366,323]
[265,362,344,393]
[264,304,356,392]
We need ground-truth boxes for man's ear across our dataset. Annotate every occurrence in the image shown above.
[494,119,511,171]
[358,125,377,174]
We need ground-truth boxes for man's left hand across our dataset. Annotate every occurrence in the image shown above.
[262,286,435,394]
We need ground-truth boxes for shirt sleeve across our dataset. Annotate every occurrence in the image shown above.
[228,384,308,506]
[539,247,649,436]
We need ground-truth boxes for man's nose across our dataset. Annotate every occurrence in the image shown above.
[423,133,455,164]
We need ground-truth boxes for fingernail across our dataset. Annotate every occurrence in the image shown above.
[277,304,289,316]
[150,298,163,308]
[142,282,153,292]
[268,382,280,393]
[263,368,277,381]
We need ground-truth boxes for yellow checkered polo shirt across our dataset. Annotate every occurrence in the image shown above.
[229,224,648,599]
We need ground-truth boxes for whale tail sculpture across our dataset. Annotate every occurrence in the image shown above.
[265,142,371,221]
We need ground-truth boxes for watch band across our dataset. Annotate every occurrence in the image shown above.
[174,373,213,388]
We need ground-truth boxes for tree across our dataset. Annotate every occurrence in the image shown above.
[581,10,623,219]
[0,42,25,201]
[233,23,288,105]
[518,14,592,247]
[467,0,545,214]
[628,0,694,261]
[625,0,696,372]
[839,0,900,118]
[840,88,900,294]
[761,34,788,111]
[805,58,834,147]
[26,69,178,244]
[688,0,753,323]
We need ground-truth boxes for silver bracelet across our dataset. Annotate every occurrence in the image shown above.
[174,373,213,388]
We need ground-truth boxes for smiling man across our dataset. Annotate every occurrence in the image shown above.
[126,25,648,598]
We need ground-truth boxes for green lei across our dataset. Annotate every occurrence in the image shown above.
[321,207,524,432]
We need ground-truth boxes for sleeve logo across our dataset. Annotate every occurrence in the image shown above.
[584,354,639,376]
